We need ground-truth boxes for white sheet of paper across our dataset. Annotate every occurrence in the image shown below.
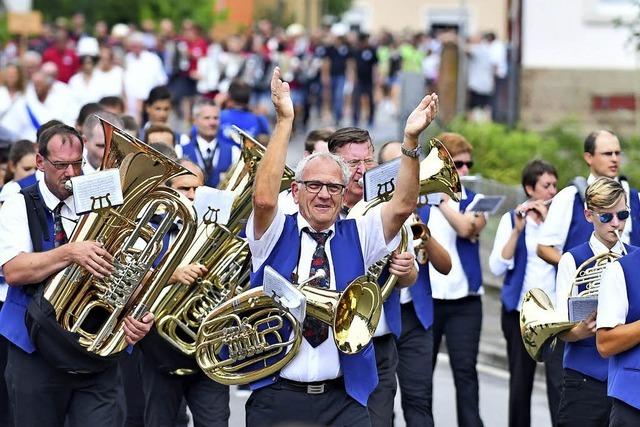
[262,266,306,324]
[363,157,401,202]
[71,169,123,214]
[194,187,235,225]
[465,195,506,214]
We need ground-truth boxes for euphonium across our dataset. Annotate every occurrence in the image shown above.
[520,241,624,362]
[411,213,431,265]
[152,126,295,356]
[43,118,197,356]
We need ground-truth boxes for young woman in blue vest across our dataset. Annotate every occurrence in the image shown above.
[596,213,640,426]
[0,139,37,203]
[555,177,635,427]
[537,130,640,266]
[244,67,436,426]
[428,132,487,427]
[489,159,560,427]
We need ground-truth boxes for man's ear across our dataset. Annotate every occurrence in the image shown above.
[291,181,300,204]
[584,152,593,167]
[35,153,46,172]
[584,208,594,224]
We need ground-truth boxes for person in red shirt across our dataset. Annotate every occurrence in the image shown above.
[42,27,80,83]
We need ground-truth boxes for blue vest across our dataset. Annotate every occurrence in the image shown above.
[421,189,483,294]
[564,186,640,252]
[501,210,528,312]
[248,214,378,406]
[609,250,640,409]
[407,205,437,330]
[17,173,38,189]
[180,127,234,187]
[0,184,55,353]
[562,242,636,381]
[376,267,401,338]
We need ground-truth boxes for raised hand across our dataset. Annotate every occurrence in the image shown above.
[404,93,439,140]
[270,67,294,121]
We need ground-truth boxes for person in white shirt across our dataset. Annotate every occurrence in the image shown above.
[428,132,487,427]
[93,45,125,99]
[68,37,103,106]
[489,159,561,427]
[537,130,639,266]
[554,177,633,427]
[244,67,437,426]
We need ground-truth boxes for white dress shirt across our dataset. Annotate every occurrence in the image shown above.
[538,175,634,251]
[123,50,168,115]
[489,210,557,311]
[428,188,485,300]
[0,180,78,277]
[278,189,298,215]
[555,233,625,322]
[246,205,400,382]
[596,260,629,330]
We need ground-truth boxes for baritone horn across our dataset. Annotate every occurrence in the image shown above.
[43,117,197,357]
[520,230,624,362]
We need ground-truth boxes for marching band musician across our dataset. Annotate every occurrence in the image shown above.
[427,132,486,427]
[378,140,453,427]
[555,177,635,427]
[489,160,561,427]
[245,67,437,426]
[327,129,419,426]
[596,208,640,426]
[139,159,230,427]
[0,124,154,426]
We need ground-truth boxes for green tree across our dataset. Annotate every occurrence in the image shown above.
[327,0,353,17]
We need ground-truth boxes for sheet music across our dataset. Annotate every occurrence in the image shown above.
[263,266,306,324]
[568,296,598,322]
[193,187,235,225]
[363,158,401,202]
[71,169,123,214]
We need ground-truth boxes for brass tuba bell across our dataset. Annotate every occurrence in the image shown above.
[43,117,197,356]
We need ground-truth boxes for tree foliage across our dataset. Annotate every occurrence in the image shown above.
[327,0,353,17]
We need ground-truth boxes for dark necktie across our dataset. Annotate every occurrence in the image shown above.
[302,228,332,347]
[53,202,67,247]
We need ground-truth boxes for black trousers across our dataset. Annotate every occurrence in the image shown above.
[4,343,123,427]
[368,334,399,427]
[246,379,370,427]
[352,81,375,126]
[142,360,229,427]
[557,368,610,427]
[0,302,10,427]
[120,347,145,427]
[501,306,564,427]
[609,398,640,427]
[432,296,484,427]
[396,302,434,427]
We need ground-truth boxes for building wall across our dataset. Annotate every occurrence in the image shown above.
[522,0,638,69]
[520,68,639,135]
[344,0,508,38]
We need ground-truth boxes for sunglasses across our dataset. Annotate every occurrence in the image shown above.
[454,160,474,169]
[592,209,630,224]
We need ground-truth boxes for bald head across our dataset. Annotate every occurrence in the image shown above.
[378,141,402,164]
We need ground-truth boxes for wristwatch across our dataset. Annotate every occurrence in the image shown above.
[401,143,421,158]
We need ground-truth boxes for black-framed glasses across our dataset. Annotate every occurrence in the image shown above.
[45,157,85,171]
[454,160,474,169]
[592,209,630,224]
[298,180,345,195]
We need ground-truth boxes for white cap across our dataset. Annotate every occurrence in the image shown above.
[77,37,99,57]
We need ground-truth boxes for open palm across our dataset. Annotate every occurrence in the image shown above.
[404,93,439,139]
[270,67,294,120]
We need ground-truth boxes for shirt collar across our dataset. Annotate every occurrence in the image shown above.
[196,134,216,152]
[296,212,336,235]
[588,232,625,256]
[38,179,73,212]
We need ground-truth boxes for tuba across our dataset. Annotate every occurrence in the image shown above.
[152,127,295,357]
[194,138,460,384]
[520,246,623,362]
[43,118,197,356]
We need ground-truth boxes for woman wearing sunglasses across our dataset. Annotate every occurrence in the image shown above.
[426,132,487,427]
[489,159,560,427]
[554,177,637,427]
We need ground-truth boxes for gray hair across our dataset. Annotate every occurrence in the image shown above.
[192,97,218,118]
[83,112,124,140]
[294,152,350,187]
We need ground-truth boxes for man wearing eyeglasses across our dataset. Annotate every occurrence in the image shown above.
[245,67,437,426]
[327,128,420,427]
[537,130,640,266]
[0,123,154,426]
[554,177,636,427]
